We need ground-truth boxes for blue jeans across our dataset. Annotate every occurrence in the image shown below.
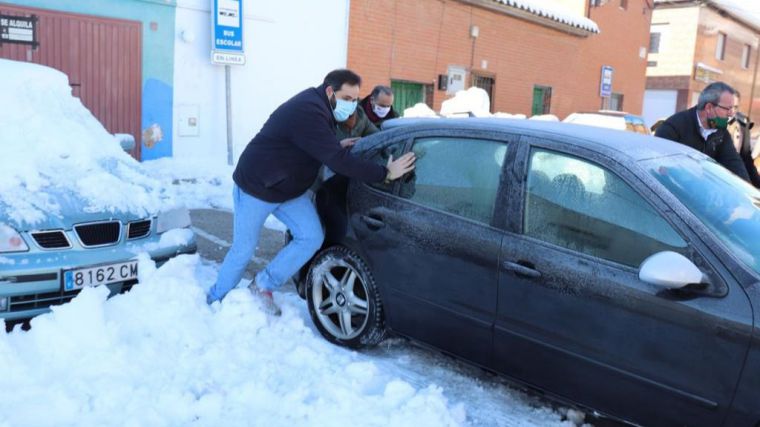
[207,184,324,302]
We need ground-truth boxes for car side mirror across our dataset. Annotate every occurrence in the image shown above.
[639,251,704,289]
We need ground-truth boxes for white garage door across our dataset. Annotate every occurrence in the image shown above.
[643,90,678,129]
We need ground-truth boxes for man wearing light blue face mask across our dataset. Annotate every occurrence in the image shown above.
[207,69,416,314]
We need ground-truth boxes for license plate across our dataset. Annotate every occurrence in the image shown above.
[63,260,138,291]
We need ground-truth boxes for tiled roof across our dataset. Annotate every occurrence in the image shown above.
[492,0,600,33]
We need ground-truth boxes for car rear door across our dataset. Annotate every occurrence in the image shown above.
[492,136,753,427]
[348,130,514,367]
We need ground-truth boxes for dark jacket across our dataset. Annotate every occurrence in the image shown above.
[233,84,387,203]
[336,106,378,140]
[360,95,399,127]
[655,107,749,181]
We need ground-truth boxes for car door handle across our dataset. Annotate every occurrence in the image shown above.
[360,214,385,229]
[503,261,542,279]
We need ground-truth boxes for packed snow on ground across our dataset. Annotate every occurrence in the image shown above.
[0,252,584,427]
[0,59,587,426]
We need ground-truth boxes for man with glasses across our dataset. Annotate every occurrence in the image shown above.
[656,81,749,181]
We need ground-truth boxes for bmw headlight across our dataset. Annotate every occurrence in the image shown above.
[0,223,28,253]
[156,207,192,234]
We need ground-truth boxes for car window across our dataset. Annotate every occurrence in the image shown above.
[525,149,687,267]
[366,141,407,193]
[648,156,760,276]
[400,137,507,224]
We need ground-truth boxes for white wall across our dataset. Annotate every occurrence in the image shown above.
[172,0,350,164]
[642,89,678,128]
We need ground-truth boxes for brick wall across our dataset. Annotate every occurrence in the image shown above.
[347,0,652,118]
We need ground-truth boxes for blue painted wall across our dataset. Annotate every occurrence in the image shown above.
[7,0,176,160]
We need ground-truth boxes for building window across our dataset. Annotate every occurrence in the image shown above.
[716,32,727,61]
[610,93,624,111]
[532,85,552,115]
[649,32,661,53]
[742,44,751,69]
[620,0,628,9]
[472,74,495,113]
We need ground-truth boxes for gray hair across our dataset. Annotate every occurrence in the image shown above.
[697,82,736,110]
[371,85,393,98]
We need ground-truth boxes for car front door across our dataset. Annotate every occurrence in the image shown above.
[493,138,753,427]
[349,132,512,367]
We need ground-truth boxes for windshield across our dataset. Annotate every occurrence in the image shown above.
[646,155,760,276]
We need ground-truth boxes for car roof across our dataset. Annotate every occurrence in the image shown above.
[377,117,692,162]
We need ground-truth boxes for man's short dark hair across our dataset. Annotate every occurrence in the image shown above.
[371,85,393,98]
[323,69,361,92]
[697,81,737,110]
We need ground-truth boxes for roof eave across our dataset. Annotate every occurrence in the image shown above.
[458,0,599,37]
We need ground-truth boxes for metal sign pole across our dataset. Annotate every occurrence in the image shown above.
[225,64,233,165]
[211,0,244,165]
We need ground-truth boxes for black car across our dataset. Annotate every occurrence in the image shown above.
[298,118,760,427]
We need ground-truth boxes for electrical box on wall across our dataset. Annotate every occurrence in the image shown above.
[447,66,466,94]
[177,104,200,137]
[437,74,448,91]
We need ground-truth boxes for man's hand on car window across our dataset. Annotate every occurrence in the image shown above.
[386,152,416,180]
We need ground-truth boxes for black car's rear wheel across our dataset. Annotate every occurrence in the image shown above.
[306,246,386,348]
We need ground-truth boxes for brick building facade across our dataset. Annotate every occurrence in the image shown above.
[644,0,760,129]
[347,0,652,119]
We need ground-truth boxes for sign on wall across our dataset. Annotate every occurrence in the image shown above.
[600,65,613,98]
[211,0,244,65]
[0,14,38,48]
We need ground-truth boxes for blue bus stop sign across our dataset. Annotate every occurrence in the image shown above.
[211,0,245,65]
[600,65,613,98]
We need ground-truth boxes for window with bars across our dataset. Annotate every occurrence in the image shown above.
[472,74,495,113]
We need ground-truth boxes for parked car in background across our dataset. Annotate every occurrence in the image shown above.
[0,59,196,322]
[564,110,650,135]
[298,118,760,427]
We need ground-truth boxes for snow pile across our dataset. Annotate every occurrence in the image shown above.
[0,254,468,427]
[0,59,171,226]
[403,103,440,118]
[529,114,560,122]
[403,87,538,120]
[440,87,492,118]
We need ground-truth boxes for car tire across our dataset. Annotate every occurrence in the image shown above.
[306,246,386,348]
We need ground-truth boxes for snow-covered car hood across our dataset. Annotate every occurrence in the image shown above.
[0,185,152,231]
